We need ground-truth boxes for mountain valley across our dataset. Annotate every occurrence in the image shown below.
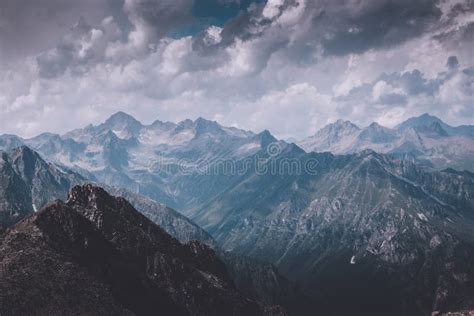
[1,113,473,315]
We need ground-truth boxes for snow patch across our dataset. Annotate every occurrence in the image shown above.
[237,142,260,154]
[32,204,38,213]
[112,129,128,139]
[350,255,356,264]
[417,213,428,221]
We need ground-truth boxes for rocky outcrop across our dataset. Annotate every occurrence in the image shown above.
[0,146,83,229]
[195,148,474,315]
[110,187,216,247]
[0,184,285,316]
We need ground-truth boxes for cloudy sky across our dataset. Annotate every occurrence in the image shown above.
[0,0,473,139]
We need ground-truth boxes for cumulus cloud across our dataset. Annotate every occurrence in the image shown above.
[36,17,120,78]
[0,0,473,139]
[334,55,474,127]
[0,0,118,63]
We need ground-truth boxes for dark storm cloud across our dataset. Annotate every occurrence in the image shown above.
[217,0,297,44]
[213,0,444,54]
[1,0,453,73]
[192,0,265,26]
[35,0,196,78]
[189,0,446,71]
[123,0,194,38]
[317,0,442,56]
[379,69,442,96]
[36,18,95,78]
[0,0,122,63]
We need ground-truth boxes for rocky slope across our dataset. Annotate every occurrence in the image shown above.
[221,252,317,315]
[0,146,216,251]
[110,187,216,247]
[0,146,302,314]
[0,112,276,212]
[0,184,284,316]
[192,147,474,315]
[0,150,294,313]
[298,114,474,172]
[1,114,473,314]
[0,146,83,230]
[109,188,316,315]
[104,186,317,315]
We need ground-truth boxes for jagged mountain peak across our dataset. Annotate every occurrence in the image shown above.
[102,111,143,138]
[396,113,444,131]
[104,111,141,126]
[367,122,383,128]
[10,146,44,177]
[150,119,176,130]
[297,119,360,153]
[109,187,216,247]
[0,184,277,315]
[315,119,360,137]
[358,122,396,143]
[255,129,278,147]
[172,117,255,140]
[298,113,473,171]
[66,184,180,249]
[193,117,225,136]
[67,184,115,207]
[195,116,216,124]
[321,119,359,131]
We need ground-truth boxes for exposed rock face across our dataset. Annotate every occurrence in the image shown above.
[0,113,269,212]
[1,113,473,315]
[0,184,284,316]
[110,187,216,247]
[0,145,215,249]
[298,113,474,172]
[0,146,83,229]
[221,252,317,315]
[193,148,474,315]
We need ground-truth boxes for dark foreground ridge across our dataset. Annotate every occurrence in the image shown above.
[0,184,285,316]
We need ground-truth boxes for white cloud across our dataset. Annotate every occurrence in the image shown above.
[241,83,335,138]
[262,0,285,19]
[0,0,473,139]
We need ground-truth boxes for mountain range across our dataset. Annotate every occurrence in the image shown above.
[298,114,474,172]
[0,184,284,315]
[0,112,473,315]
[0,112,275,212]
[199,148,474,314]
[0,145,303,315]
